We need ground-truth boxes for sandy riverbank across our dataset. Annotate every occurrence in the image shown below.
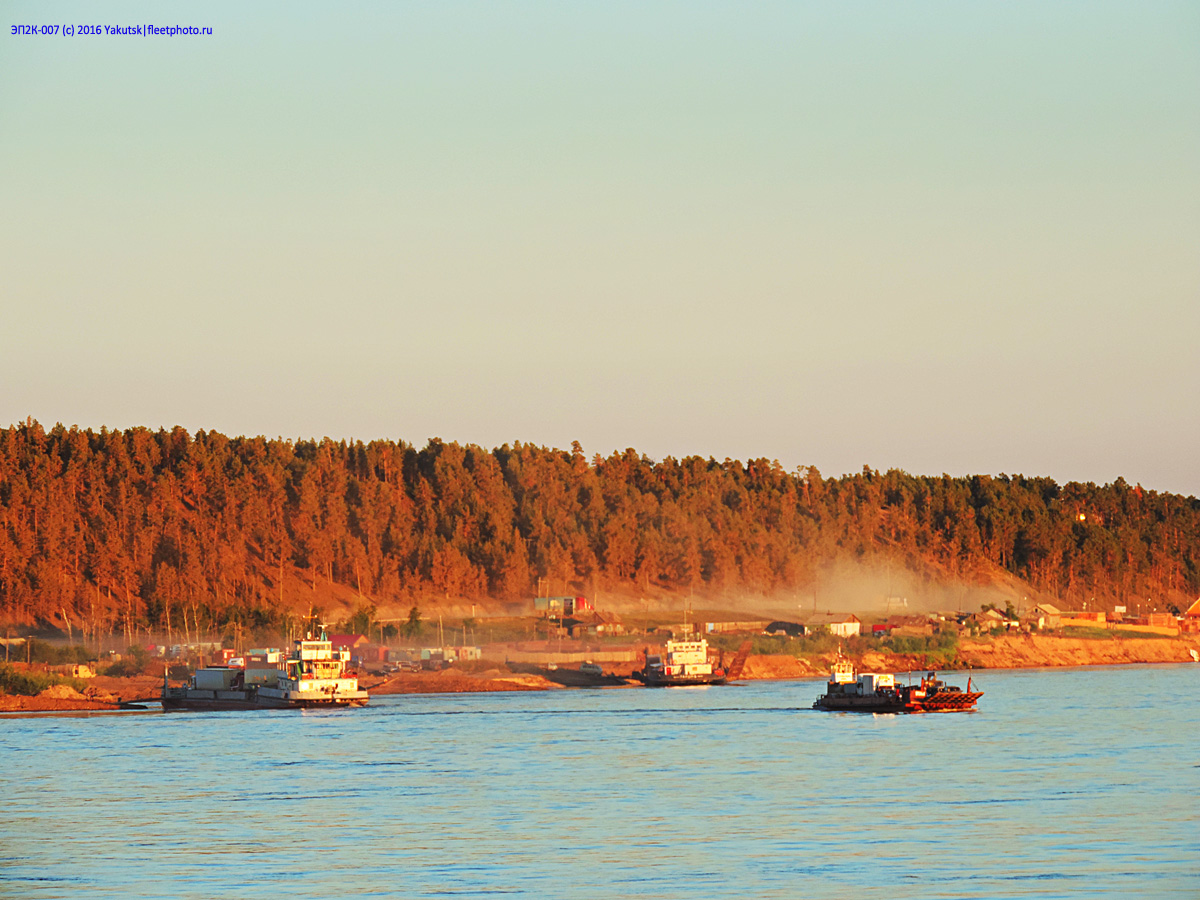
[956,633,1200,668]
[741,633,1200,681]
[0,673,164,712]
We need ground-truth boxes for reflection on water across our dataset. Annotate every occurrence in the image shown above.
[2,665,1198,899]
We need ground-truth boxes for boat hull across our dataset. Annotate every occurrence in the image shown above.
[813,695,910,713]
[256,686,370,708]
[632,671,727,687]
[161,686,369,711]
[161,692,260,712]
[813,689,983,713]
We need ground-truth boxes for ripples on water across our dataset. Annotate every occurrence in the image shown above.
[2,665,1197,899]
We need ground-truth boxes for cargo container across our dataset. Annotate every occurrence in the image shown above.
[193,668,238,691]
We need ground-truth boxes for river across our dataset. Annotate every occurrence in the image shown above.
[1,664,1197,898]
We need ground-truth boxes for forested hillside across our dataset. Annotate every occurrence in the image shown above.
[1,421,1197,637]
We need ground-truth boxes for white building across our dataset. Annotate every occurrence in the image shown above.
[804,613,862,638]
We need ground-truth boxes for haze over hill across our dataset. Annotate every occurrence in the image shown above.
[1,421,1195,641]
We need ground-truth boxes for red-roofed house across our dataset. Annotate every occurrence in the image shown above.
[330,634,369,653]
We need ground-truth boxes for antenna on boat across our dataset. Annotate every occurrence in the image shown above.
[300,609,320,641]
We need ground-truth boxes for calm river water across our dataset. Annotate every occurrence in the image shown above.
[2,664,1197,899]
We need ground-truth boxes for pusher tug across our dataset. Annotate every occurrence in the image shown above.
[632,637,728,686]
[813,655,981,713]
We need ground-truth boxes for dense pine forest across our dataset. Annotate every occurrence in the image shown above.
[1,421,1197,639]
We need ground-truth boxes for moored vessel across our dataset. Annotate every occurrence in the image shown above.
[633,637,728,687]
[813,657,981,713]
[162,630,369,711]
[509,661,630,687]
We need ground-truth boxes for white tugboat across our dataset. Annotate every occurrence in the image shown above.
[632,637,729,686]
[162,628,369,711]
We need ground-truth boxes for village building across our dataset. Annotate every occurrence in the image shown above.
[533,596,592,617]
[563,609,625,638]
[705,620,770,634]
[330,634,370,653]
[803,613,861,638]
[589,610,625,636]
[1060,610,1107,626]
[964,608,1016,632]
[1032,604,1062,629]
[1141,612,1176,628]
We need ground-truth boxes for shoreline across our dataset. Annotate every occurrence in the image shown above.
[4,633,1196,712]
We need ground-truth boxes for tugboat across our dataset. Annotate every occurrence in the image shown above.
[632,637,728,687]
[813,657,981,713]
[162,628,369,711]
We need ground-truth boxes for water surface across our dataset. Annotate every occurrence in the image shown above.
[2,665,1197,898]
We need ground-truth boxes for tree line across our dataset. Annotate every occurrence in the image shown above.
[1,421,1196,639]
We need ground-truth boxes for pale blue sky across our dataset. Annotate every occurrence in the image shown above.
[3,2,1198,493]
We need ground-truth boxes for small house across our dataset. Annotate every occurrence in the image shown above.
[330,634,369,654]
[591,610,624,635]
[1033,604,1062,628]
[966,609,1011,632]
[803,613,861,638]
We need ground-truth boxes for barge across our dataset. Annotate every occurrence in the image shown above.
[161,631,369,711]
[506,660,631,687]
[813,657,981,713]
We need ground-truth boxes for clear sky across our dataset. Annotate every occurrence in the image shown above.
[3,2,1198,495]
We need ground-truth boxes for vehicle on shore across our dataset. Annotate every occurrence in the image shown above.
[813,657,981,713]
[161,631,369,711]
[383,660,422,674]
[632,638,729,687]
